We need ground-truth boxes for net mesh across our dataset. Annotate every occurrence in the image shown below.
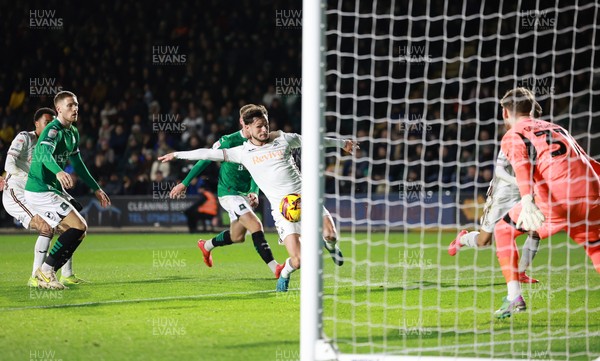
[321,1,600,359]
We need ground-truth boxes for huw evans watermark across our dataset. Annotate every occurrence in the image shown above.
[29,78,63,96]
[398,45,432,63]
[275,10,301,29]
[521,10,555,30]
[152,114,186,133]
[276,78,301,96]
[29,10,63,29]
[152,46,187,65]
[517,77,555,96]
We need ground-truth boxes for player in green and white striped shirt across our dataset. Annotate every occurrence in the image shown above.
[169,105,282,277]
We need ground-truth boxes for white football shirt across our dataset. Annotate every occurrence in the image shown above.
[174,131,346,212]
[492,149,520,202]
[5,131,38,191]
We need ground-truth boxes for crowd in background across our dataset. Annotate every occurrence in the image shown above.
[0,1,598,204]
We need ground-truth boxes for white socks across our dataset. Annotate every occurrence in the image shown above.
[267,260,278,274]
[41,262,53,273]
[204,240,215,251]
[280,258,298,279]
[459,231,479,248]
[32,235,52,276]
[62,258,73,278]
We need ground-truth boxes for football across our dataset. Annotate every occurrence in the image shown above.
[279,193,301,222]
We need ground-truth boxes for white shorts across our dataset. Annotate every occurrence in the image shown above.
[24,190,77,228]
[2,187,36,229]
[480,193,520,233]
[274,206,332,242]
[218,195,254,222]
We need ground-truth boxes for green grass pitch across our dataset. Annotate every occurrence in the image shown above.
[0,232,598,360]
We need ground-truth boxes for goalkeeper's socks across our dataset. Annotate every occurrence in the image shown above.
[518,235,540,273]
[506,280,521,301]
[62,258,74,278]
[459,231,479,248]
[32,234,52,276]
[252,231,275,264]
[44,228,85,270]
[280,258,298,279]
[207,230,234,251]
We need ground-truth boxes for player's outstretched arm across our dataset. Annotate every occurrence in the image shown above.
[159,149,226,162]
[324,137,359,154]
[0,175,4,190]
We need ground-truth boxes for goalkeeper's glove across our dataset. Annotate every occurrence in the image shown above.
[516,194,545,231]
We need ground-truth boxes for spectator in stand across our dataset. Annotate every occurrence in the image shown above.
[183,186,219,234]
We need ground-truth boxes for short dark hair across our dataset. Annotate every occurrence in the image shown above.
[241,104,268,125]
[53,90,76,106]
[500,87,542,117]
[33,107,56,123]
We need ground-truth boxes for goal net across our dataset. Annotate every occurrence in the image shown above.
[302,1,600,360]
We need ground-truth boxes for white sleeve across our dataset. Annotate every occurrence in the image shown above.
[324,137,346,149]
[4,153,20,175]
[495,165,518,186]
[7,132,27,157]
[5,133,27,175]
[282,132,302,148]
[223,146,243,164]
[174,148,225,161]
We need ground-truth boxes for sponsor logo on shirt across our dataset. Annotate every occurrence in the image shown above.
[252,149,285,164]
[48,129,58,138]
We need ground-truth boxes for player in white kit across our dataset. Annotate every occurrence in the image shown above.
[1,108,85,287]
[159,105,357,291]
[448,150,540,283]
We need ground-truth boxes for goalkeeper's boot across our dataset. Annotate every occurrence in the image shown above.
[197,240,213,268]
[274,263,285,279]
[34,268,67,290]
[324,240,344,266]
[494,295,526,319]
[276,275,290,292]
[27,277,39,288]
[518,272,539,284]
[448,230,468,256]
[60,274,89,285]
